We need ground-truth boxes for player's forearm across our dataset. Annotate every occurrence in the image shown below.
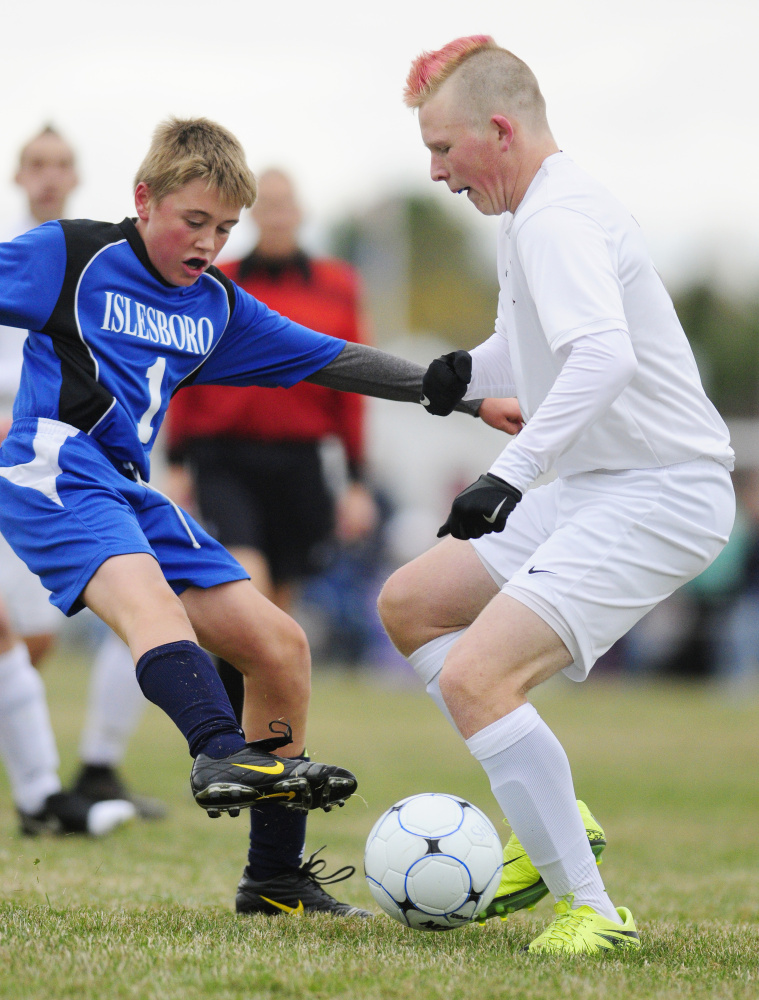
[305,341,482,417]
[464,330,517,399]
[489,328,638,491]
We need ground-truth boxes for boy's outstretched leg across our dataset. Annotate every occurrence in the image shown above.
[182,576,366,912]
[83,555,357,818]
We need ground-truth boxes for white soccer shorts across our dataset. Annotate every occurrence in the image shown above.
[471,458,735,680]
[0,530,64,636]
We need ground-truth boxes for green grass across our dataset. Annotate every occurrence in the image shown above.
[1,649,758,999]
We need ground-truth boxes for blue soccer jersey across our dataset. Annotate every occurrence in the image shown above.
[0,218,345,481]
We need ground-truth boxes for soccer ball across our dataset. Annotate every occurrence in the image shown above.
[364,792,503,931]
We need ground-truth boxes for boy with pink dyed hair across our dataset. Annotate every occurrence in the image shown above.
[379,37,734,953]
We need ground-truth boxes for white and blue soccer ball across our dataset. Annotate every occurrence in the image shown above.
[364,792,503,931]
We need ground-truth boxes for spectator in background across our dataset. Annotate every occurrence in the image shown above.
[0,126,162,833]
[714,469,759,689]
[166,169,378,707]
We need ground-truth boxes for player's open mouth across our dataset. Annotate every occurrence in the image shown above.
[184,258,207,273]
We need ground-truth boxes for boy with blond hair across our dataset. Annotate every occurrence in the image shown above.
[0,117,368,914]
[379,37,735,952]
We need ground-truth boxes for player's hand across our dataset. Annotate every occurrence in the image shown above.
[336,482,379,543]
[162,463,196,511]
[421,350,472,416]
[478,398,524,435]
[438,473,522,540]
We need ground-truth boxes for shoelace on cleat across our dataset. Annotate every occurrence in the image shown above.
[539,906,592,947]
[298,847,356,887]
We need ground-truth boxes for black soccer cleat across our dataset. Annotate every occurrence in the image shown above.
[72,763,168,821]
[190,723,357,817]
[18,791,135,837]
[236,848,373,918]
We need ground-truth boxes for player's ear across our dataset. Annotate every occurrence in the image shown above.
[134,181,153,221]
[491,115,514,152]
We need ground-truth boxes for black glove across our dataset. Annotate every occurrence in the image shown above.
[438,474,522,540]
[421,350,472,416]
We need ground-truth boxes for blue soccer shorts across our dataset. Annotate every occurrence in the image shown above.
[0,418,248,616]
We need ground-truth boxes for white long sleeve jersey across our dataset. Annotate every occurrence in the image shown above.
[463,153,734,492]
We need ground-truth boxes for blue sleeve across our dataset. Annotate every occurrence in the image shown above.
[193,283,346,387]
[0,222,67,331]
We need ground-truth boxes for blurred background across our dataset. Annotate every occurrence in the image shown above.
[3,0,759,688]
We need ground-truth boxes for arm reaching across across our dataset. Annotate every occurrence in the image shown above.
[304,341,482,417]
[304,341,525,432]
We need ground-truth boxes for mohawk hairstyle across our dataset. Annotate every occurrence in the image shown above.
[404,35,498,108]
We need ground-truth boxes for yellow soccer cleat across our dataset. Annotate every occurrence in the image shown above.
[476,800,605,924]
[525,896,640,954]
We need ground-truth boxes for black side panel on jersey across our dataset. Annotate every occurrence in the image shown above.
[41,220,123,432]
[171,264,237,395]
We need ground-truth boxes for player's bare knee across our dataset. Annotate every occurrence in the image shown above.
[235,614,310,683]
[438,659,475,711]
[378,568,421,650]
[272,617,310,675]
[439,652,523,715]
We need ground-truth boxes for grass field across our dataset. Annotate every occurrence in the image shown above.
[1,648,758,999]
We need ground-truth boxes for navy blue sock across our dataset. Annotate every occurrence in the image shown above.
[246,752,309,879]
[135,640,246,759]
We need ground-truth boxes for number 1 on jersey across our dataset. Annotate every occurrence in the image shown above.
[138,357,166,444]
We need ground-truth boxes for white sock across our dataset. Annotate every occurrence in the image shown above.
[408,630,466,730]
[466,703,621,923]
[79,631,145,767]
[0,643,61,813]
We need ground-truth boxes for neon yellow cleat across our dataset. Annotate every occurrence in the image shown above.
[525,896,640,954]
[476,800,605,924]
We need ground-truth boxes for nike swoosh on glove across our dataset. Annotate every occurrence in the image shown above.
[421,350,472,416]
[438,474,522,540]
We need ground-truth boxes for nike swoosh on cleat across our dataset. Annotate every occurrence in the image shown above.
[483,498,508,524]
[258,791,297,801]
[421,395,431,407]
[260,895,304,915]
[596,932,636,947]
[502,854,527,867]
[231,761,285,775]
